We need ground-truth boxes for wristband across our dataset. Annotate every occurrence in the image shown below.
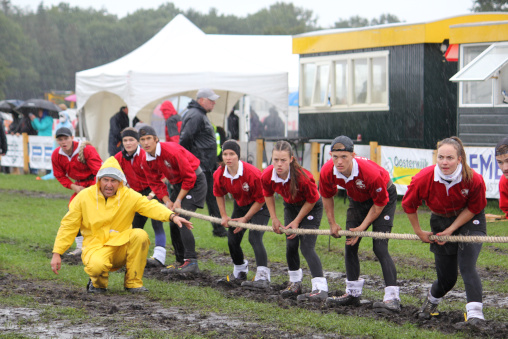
[170,213,175,222]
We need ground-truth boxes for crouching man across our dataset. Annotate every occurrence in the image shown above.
[50,156,192,293]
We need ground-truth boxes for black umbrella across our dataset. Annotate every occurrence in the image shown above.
[15,98,62,118]
[0,100,17,113]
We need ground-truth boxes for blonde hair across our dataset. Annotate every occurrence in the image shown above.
[437,136,473,183]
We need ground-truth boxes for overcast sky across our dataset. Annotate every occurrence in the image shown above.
[14,0,474,28]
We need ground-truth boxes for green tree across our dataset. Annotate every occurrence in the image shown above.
[334,13,401,28]
[472,0,508,11]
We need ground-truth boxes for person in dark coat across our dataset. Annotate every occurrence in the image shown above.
[10,114,37,136]
[108,106,140,156]
[227,109,240,140]
[0,116,7,156]
[262,107,285,139]
[179,88,227,237]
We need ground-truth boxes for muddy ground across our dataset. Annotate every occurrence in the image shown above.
[1,248,507,338]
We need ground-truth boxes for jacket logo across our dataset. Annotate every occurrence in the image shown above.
[461,189,469,197]
[242,182,250,192]
[375,187,382,193]
[164,160,171,168]
[355,179,366,190]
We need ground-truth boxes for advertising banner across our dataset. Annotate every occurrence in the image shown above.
[1,135,24,167]
[465,147,500,199]
[380,146,434,195]
[28,136,53,170]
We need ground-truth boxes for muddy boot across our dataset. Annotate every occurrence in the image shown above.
[373,286,401,313]
[416,292,441,320]
[242,266,271,290]
[281,282,302,298]
[297,277,328,302]
[453,302,486,331]
[325,278,364,307]
[86,279,107,294]
[146,246,166,268]
[218,271,247,285]
[166,259,199,274]
[67,236,83,256]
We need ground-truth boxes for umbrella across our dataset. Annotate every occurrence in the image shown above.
[15,98,62,118]
[0,99,23,113]
[65,93,76,102]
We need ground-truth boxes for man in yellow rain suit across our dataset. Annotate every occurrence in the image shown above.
[50,156,192,293]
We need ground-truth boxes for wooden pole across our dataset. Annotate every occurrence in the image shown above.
[369,141,379,164]
[311,141,320,182]
[23,133,29,174]
[256,138,264,170]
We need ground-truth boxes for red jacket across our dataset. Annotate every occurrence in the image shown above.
[402,165,487,215]
[52,140,102,201]
[114,147,150,192]
[319,157,390,206]
[161,101,181,143]
[213,161,265,207]
[499,175,508,218]
[142,142,200,200]
[261,165,320,204]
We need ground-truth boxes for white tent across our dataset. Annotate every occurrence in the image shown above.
[76,14,296,158]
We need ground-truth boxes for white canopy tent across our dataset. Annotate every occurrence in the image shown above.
[76,14,296,158]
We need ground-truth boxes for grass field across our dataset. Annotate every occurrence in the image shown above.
[0,173,507,338]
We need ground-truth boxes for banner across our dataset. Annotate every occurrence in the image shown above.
[28,136,54,170]
[465,147,500,199]
[1,135,24,167]
[380,146,434,195]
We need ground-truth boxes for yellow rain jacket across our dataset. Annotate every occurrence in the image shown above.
[52,156,174,266]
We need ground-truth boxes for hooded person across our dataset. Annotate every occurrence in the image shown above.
[50,156,193,293]
[160,100,182,143]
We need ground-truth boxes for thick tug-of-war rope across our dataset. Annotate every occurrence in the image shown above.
[174,208,508,244]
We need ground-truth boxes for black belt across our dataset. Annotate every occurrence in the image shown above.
[387,179,393,189]
[195,166,203,176]
[75,174,95,183]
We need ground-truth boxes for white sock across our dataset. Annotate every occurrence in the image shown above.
[345,278,364,297]
[75,236,83,250]
[466,302,485,320]
[152,246,166,265]
[288,268,303,283]
[428,290,443,304]
[254,266,270,281]
[311,277,328,292]
[383,286,400,302]
[233,260,248,278]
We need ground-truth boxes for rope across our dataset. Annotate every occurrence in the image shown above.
[173,208,508,244]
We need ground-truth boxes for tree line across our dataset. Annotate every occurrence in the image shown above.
[0,0,497,100]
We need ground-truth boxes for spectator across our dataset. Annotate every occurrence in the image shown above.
[29,109,53,136]
[9,114,37,136]
[227,109,239,140]
[179,88,227,237]
[262,107,285,139]
[249,108,261,141]
[108,106,139,156]
[160,100,182,143]
[50,156,191,293]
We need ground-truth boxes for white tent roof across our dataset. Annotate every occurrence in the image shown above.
[76,14,296,158]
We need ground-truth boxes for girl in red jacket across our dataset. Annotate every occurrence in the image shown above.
[213,140,270,289]
[402,136,487,328]
[261,140,328,301]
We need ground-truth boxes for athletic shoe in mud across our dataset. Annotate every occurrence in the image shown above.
[373,299,401,314]
[66,248,82,256]
[325,293,360,307]
[416,297,439,320]
[241,279,270,290]
[125,286,149,293]
[160,261,184,273]
[217,272,247,286]
[280,282,302,298]
[297,290,328,302]
[86,279,107,294]
[161,259,199,274]
[453,317,487,331]
[146,257,164,268]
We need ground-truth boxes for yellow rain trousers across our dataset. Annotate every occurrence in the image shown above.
[52,157,173,289]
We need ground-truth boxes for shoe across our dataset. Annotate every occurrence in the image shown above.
[86,279,107,294]
[66,248,82,256]
[280,282,302,298]
[417,297,439,320]
[125,286,149,293]
[218,271,247,285]
[241,279,270,290]
[373,299,401,313]
[325,293,360,307]
[454,317,487,331]
[160,261,183,273]
[161,259,199,274]
[297,290,328,302]
[146,257,164,268]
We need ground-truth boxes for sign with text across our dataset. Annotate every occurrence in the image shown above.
[28,136,53,170]
[1,135,24,167]
[465,147,500,199]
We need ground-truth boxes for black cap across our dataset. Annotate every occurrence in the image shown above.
[138,125,157,137]
[495,136,508,156]
[55,127,72,138]
[330,136,354,152]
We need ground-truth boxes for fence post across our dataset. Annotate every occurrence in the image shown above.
[311,142,320,182]
[256,138,264,170]
[23,133,29,174]
[370,141,379,164]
